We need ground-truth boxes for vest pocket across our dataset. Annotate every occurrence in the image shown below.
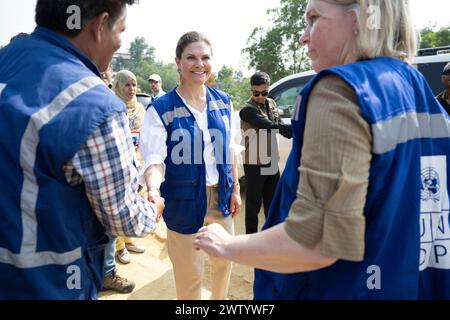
[164,179,197,200]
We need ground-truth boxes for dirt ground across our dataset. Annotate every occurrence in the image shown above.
[99,189,265,300]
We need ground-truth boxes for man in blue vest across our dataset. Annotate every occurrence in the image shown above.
[0,0,164,300]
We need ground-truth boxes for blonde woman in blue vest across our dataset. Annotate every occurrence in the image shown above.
[141,32,242,300]
[195,0,450,299]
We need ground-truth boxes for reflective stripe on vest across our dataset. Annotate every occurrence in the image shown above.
[161,106,191,126]
[373,112,450,154]
[0,83,6,96]
[209,100,229,112]
[0,76,103,269]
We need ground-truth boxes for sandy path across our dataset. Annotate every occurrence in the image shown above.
[99,190,264,300]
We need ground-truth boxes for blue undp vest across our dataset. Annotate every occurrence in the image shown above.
[254,57,450,300]
[0,27,125,299]
[153,87,234,234]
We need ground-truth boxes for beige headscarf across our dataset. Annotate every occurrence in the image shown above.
[113,70,146,131]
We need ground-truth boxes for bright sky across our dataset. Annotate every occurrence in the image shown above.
[0,0,449,73]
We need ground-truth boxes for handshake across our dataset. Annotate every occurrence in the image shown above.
[143,165,166,222]
[146,185,165,222]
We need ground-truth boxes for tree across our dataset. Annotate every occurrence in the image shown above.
[129,37,156,69]
[112,37,178,94]
[420,25,450,49]
[217,65,250,110]
[113,54,131,71]
[243,0,310,82]
[134,61,179,94]
[244,27,288,81]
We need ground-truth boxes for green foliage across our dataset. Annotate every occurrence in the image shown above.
[113,55,131,71]
[243,0,310,83]
[420,25,450,49]
[129,37,155,68]
[112,37,178,94]
[132,60,179,94]
[216,65,251,110]
[112,38,252,105]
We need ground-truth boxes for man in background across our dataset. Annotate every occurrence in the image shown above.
[101,63,114,89]
[436,62,450,114]
[240,72,292,234]
[148,73,166,104]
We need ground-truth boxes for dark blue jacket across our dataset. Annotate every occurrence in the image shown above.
[0,27,125,299]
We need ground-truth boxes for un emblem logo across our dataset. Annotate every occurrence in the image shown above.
[421,167,441,202]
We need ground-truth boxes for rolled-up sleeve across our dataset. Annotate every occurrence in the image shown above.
[69,112,158,237]
[140,106,168,176]
[284,75,372,262]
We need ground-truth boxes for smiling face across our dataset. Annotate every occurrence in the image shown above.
[96,11,127,73]
[175,41,212,86]
[299,0,357,72]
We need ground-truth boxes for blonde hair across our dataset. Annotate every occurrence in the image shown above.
[321,0,417,62]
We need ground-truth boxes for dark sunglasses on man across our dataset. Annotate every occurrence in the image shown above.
[252,90,269,97]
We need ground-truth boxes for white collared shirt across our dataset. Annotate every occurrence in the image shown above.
[140,91,244,186]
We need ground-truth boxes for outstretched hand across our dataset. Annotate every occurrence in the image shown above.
[148,190,165,222]
[229,188,242,218]
[194,223,232,258]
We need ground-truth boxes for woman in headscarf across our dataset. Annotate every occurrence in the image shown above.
[114,70,146,134]
[112,70,147,264]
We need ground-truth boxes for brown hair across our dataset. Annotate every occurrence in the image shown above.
[176,31,213,59]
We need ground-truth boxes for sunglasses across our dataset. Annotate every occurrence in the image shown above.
[252,91,269,97]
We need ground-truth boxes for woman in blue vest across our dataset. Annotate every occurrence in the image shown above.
[141,31,242,300]
[195,0,450,300]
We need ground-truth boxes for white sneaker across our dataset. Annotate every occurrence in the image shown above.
[116,248,131,264]
[126,242,146,254]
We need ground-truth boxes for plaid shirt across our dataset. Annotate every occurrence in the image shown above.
[64,112,157,237]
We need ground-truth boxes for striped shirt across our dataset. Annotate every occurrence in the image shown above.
[64,112,157,237]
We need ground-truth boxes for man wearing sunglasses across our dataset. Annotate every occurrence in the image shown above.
[436,62,450,115]
[240,72,292,234]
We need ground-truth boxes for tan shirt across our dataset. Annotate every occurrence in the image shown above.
[284,75,372,262]
[240,98,282,166]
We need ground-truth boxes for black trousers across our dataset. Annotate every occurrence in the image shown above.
[243,165,280,234]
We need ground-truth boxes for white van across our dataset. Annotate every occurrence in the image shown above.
[269,49,450,171]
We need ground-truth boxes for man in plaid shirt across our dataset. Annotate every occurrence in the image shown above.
[0,0,164,299]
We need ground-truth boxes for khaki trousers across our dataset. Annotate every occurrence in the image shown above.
[167,186,234,300]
